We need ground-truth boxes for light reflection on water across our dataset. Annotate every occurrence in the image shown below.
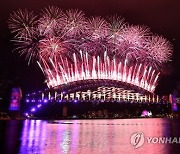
[16,119,180,154]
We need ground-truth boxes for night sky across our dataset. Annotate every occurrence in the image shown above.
[0,0,180,95]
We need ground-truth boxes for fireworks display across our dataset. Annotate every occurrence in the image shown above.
[8,6,173,93]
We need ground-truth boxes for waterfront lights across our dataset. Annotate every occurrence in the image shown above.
[44,99,48,103]
[37,104,42,108]
[31,108,36,112]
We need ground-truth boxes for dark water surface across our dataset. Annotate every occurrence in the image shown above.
[0,118,180,154]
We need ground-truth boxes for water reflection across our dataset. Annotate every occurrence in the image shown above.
[16,119,180,153]
[20,120,45,153]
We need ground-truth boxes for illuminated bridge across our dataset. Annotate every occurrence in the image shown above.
[26,80,159,103]
[23,79,171,118]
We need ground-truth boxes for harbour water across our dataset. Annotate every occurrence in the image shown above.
[0,118,180,154]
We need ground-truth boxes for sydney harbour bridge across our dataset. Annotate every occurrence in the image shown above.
[24,79,170,118]
[8,6,173,117]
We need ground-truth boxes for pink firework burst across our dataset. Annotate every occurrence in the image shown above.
[8,9,38,38]
[147,35,172,64]
[39,36,68,60]
[87,16,110,40]
[59,9,87,37]
[39,6,64,36]
[121,25,150,47]
[114,25,151,61]
[107,15,126,39]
